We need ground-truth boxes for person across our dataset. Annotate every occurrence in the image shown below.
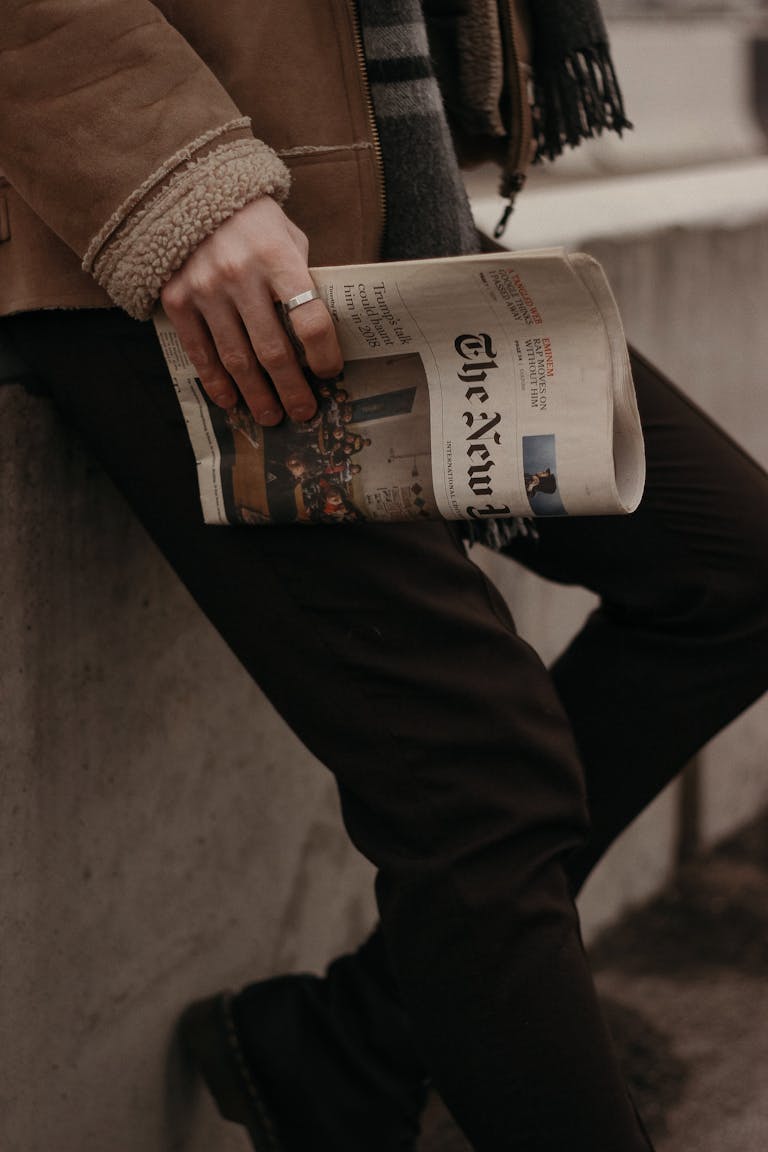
[1,2,766,1150]
[525,468,557,496]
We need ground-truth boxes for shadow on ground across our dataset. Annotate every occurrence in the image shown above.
[419,807,768,1152]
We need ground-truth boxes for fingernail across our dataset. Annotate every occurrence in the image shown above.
[214,393,234,407]
[258,409,282,425]
[291,405,315,423]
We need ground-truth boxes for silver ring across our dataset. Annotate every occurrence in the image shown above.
[283,288,321,313]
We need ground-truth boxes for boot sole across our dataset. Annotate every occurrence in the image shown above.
[179,993,284,1152]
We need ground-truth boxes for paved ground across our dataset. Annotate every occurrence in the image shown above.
[420,808,768,1151]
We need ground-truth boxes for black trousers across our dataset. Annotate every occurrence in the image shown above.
[5,309,767,1151]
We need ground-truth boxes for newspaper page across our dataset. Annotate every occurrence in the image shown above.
[153,249,645,527]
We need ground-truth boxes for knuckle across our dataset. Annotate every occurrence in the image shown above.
[220,349,252,375]
[209,387,234,406]
[215,253,246,284]
[258,342,292,372]
[186,346,210,370]
[188,270,217,298]
[295,310,331,343]
[160,279,187,312]
[256,240,286,267]
[199,369,228,389]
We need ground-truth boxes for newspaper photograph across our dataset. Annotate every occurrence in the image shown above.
[153,249,645,527]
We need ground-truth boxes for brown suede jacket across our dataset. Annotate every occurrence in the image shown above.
[0,0,531,320]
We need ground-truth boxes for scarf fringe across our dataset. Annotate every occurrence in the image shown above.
[465,515,539,551]
[532,43,632,162]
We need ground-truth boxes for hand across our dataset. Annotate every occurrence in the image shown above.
[160,196,343,425]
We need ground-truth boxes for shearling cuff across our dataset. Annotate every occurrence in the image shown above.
[85,133,291,320]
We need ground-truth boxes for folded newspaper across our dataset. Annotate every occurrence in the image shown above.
[153,249,645,527]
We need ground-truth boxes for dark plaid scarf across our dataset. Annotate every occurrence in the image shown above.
[528,0,631,162]
[356,0,628,546]
[358,0,630,257]
[358,0,482,261]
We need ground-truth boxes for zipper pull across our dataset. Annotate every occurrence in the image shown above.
[493,171,526,239]
[494,202,513,240]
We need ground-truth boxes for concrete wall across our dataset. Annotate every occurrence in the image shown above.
[0,382,376,1151]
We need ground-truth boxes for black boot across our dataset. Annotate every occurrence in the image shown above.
[180,936,429,1151]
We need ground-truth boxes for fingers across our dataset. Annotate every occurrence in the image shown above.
[204,291,313,425]
[160,195,344,425]
[162,282,303,425]
[159,307,240,412]
[237,286,319,423]
[235,244,343,410]
[273,221,342,379]
[282,297,344,382]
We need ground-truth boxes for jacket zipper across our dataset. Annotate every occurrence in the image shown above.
[495,0,532,236]
[345,0,387,242]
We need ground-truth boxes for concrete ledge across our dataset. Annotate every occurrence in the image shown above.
[470,157,768,251]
